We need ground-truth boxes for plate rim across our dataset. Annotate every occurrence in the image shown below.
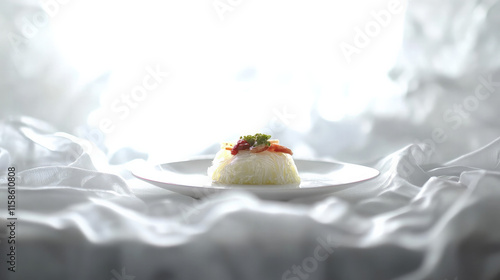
[132,158,380,192]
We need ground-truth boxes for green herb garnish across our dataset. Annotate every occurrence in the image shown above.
[240,133,271,147]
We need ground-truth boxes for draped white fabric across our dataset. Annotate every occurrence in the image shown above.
[3,0,500,279]
[1,117,500,280]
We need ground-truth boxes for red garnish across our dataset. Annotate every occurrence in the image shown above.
[227,139,293,156]
[267,143,293,155]
[250,144,269,153]
[231,139,251,155]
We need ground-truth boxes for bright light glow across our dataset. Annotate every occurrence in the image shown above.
[317,82,351,122]
[48,0,405,160]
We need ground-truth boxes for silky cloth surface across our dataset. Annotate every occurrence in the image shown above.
[1,117,500,280]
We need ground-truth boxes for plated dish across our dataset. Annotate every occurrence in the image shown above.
[132,158,379,200]
[208,134,301,185]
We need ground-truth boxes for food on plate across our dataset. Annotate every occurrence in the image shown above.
[207,133,301,185]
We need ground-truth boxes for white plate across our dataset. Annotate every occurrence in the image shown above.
[132,158,379,200]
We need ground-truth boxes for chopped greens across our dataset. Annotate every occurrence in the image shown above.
[240,133,271,147]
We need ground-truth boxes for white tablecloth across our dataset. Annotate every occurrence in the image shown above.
[1,117,500,280]
[3,0,500,279]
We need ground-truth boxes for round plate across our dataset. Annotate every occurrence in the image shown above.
[132,158,379,200]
